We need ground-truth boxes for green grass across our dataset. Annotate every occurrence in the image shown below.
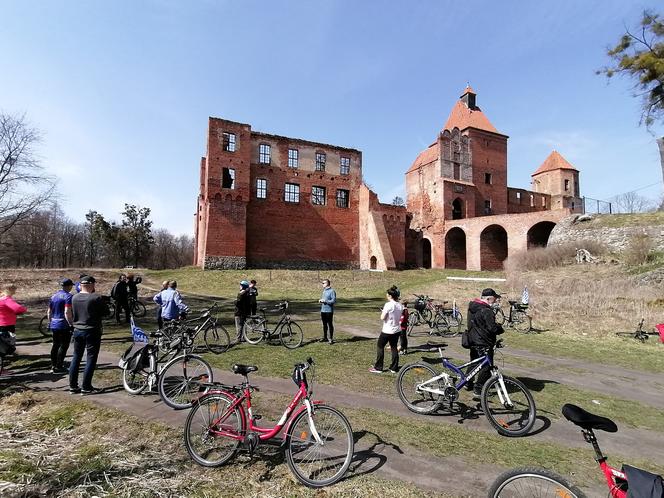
[581,211,664,229]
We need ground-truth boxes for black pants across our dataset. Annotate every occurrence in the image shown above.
[157,308,163,329]
[321,312,334,340]
[116,299,130,324]
[374,332,400,371]
[69,329,102,390]
[50,328,72,369]
[470,347,494,391]
[399,329,408,351]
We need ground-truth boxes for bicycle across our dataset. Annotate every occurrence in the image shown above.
[408,295,463,337]
[161,303,230,354]
[128,295,146,318]
[242,301,303,349]
[493,298,531,333]
[183,357,354,488]
[615,318,662,343]
[396,339,536,437]
[119,328,214,410]
[487,403,664,497]
[38,295,115,337]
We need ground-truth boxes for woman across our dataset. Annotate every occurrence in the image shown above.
[0,284,28,373]
[369,286,403,374]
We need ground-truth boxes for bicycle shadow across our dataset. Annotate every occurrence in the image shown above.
[516,376,559,392]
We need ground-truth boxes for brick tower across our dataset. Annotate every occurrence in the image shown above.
[531,150,582,212]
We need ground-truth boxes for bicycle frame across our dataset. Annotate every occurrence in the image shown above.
[255,307,290,339]
[583,428,627,498]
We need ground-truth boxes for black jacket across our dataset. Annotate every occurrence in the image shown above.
[467,299,504,348]
[234,290,251,317]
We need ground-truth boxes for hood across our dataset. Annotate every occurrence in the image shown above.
[468,299,489,313]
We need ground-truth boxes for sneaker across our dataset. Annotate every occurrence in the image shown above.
[320,338,328,343]
[50,367,56,374]
[328,339,335,345]
[69,387,81,394]
[368,367,383,374]
[388,369,399,374]
[465,383,475,392]
[398,350,407,356]
[80,387,103,395]
[472,389,482,401]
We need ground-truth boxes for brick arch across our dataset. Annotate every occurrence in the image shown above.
[422,238,432,269]
[445,227,466,269]
[480,224,508,270]
[452,197,464,219]
[370,256,377,270]
[527,221,556,249]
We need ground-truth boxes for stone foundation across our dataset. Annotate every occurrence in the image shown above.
[247,259,358,270]
[204,256,247,270]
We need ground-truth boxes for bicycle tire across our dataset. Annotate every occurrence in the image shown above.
[38,315,50,337]
[132,300,147,318]
[512,311,532,333]
[204,324,230,354]
[280,321,304,349]
[396,363,441,414]
[615,331,651,342]
[184,393,244,467]
[481,375,536,437]
[488,466,587,498]
[122,349,156,395]
[494,308,506,326]
[433,314,461,338]
[406,311,419,336]
[103,301,116,320]
[285,403,354,488]
[158,354,213,410]
[421,307,432,323]
[243,316,265,344]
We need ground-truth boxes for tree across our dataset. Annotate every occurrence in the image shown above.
[613,191,653,213]
[120,204,154,267]
[0,113,56,236]
[391,196,405,206]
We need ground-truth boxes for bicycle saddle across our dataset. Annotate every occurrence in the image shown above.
[232,364,258,376]
[508,300,518,305]
[562,404,618,433]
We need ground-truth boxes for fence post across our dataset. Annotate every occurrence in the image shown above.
[582,196,586,214]
[609,202,612,214]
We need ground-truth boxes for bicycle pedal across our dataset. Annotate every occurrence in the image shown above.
[253,415,262,421]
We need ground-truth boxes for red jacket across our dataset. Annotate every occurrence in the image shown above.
[0,296,27,326]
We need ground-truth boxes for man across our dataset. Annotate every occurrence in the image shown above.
[68,275,105,395]
[466,288,504,399]
[234,280,251,343]
[126,274,140,301]
[153,280,189,323]
[74,273,87,294]
[48,278,74,374]
[111,274,129,324]
[319,279,337,344]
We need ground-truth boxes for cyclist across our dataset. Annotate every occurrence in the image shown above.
[126,273,141,301]
[0,284,27,374]
[234,280,251,343]
[111,274,129,324]
[153,280,189,324]
[369,286,403,374]
[466,288,504,399]
[48,278,74,373]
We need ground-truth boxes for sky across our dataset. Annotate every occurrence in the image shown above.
[3,0,664,235]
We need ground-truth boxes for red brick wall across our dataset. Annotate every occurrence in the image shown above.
[506,187,550,213]
[468,129,508,216]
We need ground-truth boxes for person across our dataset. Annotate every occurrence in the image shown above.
[69,275,105,395]
[369,286,403,374]
[156,280,170,328]
[398,300,409,356]
[319,279,337,344]
[153,280,188,323]
[74,273,87,293]
[234,280,251,343]
[0,284,27,374]
[466,288,504,399]
[111,274,130,324]
[248,279,259,316]
[126,274,141,301]
[48,278,74,373]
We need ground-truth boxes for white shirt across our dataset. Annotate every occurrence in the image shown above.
[381,300,403,334]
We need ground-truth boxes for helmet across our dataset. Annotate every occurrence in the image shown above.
[240,280,249,288]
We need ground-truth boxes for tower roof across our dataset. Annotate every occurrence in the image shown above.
[531,150,579,176]
[443,86,500,134]
[461,84,476,96]
[407,142,439,173]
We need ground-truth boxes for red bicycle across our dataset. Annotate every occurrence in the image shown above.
[183,357,354,488]
[487,403,664,497]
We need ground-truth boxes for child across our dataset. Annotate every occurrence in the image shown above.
[398,301,409,355]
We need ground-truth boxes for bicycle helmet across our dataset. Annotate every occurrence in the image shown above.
[240,280,249,288]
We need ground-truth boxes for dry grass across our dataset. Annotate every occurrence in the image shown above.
[504,241,607,273]
[624,234,656,266]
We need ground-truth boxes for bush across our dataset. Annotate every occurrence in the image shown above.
[504,240,607,273]
[624,234,654,266]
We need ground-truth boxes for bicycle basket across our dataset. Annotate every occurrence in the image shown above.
[414,300,426,312]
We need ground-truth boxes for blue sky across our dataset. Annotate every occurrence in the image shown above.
[3,0,663,235]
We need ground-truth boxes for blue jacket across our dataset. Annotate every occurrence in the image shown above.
[153,289,189,320]
[320,288,336,313]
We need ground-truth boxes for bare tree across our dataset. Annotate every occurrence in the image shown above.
[614,191,653,213]
[391,196,405,206]
[0,113,56,236]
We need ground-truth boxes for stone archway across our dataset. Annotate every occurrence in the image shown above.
[452,198,464,220]
[527,221,556,249]
[480,224,508,270]
[370,256,377,270]
[422,239,432,269]
[445,227,466,269]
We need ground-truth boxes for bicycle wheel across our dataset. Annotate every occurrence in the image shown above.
[512,311,532,333]
[184,393,244,467]
[280,321,304,349]
[103,301,116,320]
[494,308,505,326]
[132,300,147,318]
[433,314,460,338]
[285,403,354,488]
[396,363,441,414]
[243,316,265,344]
[158,354,213,410]
[38,315,50,337]
[204,324,230,354]
[481,375,536,437]
[448,311,463,334]
[488,467,587,498]
[421,307,432,323]
[122,349,156,395]
[407,310,421,336]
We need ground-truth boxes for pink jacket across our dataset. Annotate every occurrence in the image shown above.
[0,296,28,326]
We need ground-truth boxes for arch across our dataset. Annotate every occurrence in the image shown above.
[445,227,466,269]
[527,221,556,249]
[480,224,508,271]
[370,256,377,270]
[421,239,432,269]
[452,198,464,220]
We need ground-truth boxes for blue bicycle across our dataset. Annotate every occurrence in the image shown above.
[396,340,536,437]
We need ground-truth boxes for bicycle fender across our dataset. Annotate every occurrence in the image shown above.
[191,389,239,405]
[280,399,323,443]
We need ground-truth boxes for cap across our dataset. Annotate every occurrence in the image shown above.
[240,280,249,288]
[481,288,500,298]
[80,275,96,284]
[60,278,73,287]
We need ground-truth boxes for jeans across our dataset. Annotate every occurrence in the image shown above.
[69,328,102,390]
[399,329,408,352]
[321,312,334,340]
[374,332,400,371]
[50,328,72,369]
[234,316,246,342]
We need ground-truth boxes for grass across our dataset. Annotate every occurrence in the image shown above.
[581,211,664,229]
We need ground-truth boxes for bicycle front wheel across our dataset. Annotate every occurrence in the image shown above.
[184,393,244,467]
[132,300,147,318]
[158,354,213,410]
[481,375,536,437]
[512,311,532,333]
[407,310,420,336]
[433,314,459,338]
[280,321,304,349]
[488,467,587,498]
[243,317,265,344]
[123,350,156,395]
[494,308,506,326]
[204,324,230,354]
[38,315,50,337]
[285,403,354,488]
[396,363,441,414]
[103,301,116,320]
